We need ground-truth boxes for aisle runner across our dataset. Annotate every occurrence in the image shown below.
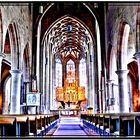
[53,117,88,136]
[53,124,87,136]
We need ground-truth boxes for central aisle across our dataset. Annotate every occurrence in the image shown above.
[53,124,87,136]
[49,117,97,137]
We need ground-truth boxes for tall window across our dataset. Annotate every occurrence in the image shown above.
[55,59,62,87]
[66,59,75,83]
[79,58,87,97]
[79,58,87,86]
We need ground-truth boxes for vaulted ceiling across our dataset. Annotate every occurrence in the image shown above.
[50,16,91,60]
[33,2,105,63]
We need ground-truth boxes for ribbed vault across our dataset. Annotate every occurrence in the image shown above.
[47,16,93,60]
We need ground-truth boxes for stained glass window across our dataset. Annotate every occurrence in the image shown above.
[66,59,75,83]
[55,59,62,87]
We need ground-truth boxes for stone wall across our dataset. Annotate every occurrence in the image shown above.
[0,3,32,69]
[106,3,138,69]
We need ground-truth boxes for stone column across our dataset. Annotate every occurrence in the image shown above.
[86,54,91,108]
[86,53,95,113]
[116,70,129,113]
[44,43,51,114]
[101,76,106,113]
[0,53,5,82]
[106,80,113,113]
[134,52,140,95]
[10,70,22,114]
[50,53,53,110]
[98,89,103,113]
[89,55,94,109]
[51,56,56,110]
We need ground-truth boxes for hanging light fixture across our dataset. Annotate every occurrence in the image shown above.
[39,4,43,14]
[94,3,98,8]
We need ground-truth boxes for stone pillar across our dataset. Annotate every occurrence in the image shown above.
[10,70,22,114]
[86,54,91,108]
[86,53,95,113]
[44,43,51,114]
[51,56,56,110]
[98,89,103,113]
[134,52,140,95]
[0,53,5,82]
[101,76,106,113]
[50,53,53,110]
[116,70,129,113]
[36,21,41,91]
[106,80,113,113]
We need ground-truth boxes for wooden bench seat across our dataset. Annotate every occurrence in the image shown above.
[0,114,59,137]
[0,117,15,125]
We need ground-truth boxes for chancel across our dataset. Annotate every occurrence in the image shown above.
[1,1,140,138]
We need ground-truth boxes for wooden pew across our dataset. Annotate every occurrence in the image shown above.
[135,114,140,136]
[104,114,110,135]
[0,114,59,137]
[120,113,135,136]
[0,117,16,136]
[119,112,140,136]
[81,112,140,137]
[14,115,28,136]
[99,114,104,134]
[95,114,100,134]
[40,115,46,136]
[110,113,120,136]
[0,115,28,136]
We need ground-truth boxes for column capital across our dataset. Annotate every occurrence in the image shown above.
[115,69,129,75]
[98,89,104,92]
[24,80,31,83]
[10,69,22,75]
[134,51,140,59]
[106,79,114,84]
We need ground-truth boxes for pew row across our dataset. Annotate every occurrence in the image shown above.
[0,114,59,137]
[81,112,140,137]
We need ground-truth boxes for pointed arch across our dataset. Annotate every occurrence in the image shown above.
[23,43,30,81]
[108,44,118,83]
[4,30,11,55]
[117,22,130,70]
[7,22,20,69]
